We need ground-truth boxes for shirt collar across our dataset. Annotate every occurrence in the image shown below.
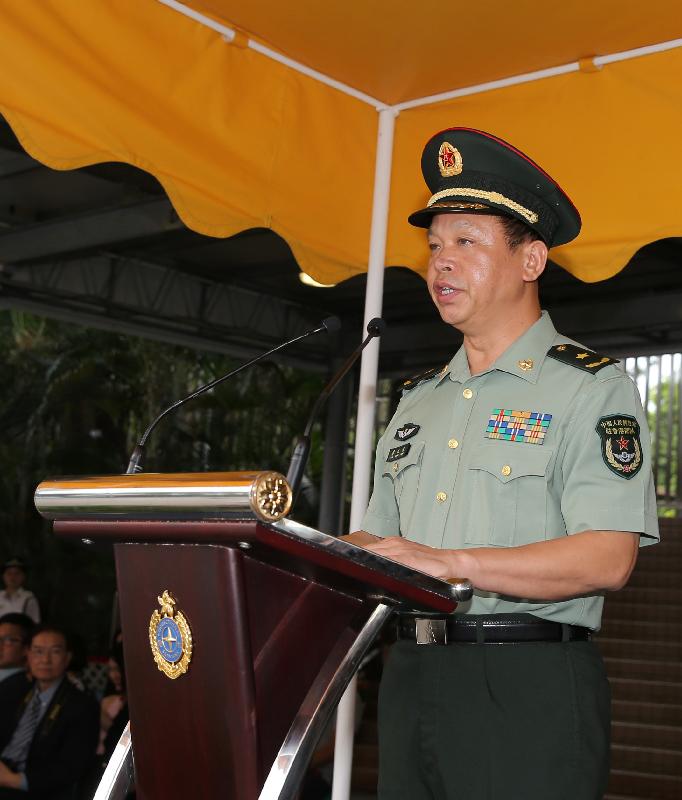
[1,588,28,599]
[443,311,557,385]
[36,676,64,706]
[444,345,471,384]
[0,666,23,682]
[491,311,558,383]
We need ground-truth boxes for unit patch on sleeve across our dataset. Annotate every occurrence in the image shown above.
[547,343,619,373]
[485,409,552,444]
[395,423,420,441]
[387,444,411,462]
[596,415,643,479]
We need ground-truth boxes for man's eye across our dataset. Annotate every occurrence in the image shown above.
[428,242,440,251]
[458,238,473,246]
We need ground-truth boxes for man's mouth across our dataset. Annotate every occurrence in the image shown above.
[433,282,462,298]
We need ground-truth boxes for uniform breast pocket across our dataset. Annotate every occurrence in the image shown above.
[463,445,553,547]
[381,440,425,536]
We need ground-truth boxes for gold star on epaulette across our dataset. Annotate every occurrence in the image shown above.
[401,364,448,392]
[547,344,619,373]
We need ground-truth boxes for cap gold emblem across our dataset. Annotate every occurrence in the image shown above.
[149,590,193,680]
[438,142,463,178]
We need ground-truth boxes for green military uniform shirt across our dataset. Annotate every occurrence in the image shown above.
[362,312,659,630]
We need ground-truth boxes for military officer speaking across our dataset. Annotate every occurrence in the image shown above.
[356,128,659,799]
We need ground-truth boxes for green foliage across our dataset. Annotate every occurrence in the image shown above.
[658,506,678,518]
[646,368,680,502]
[0,311,325,653]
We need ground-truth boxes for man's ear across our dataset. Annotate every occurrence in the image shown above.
[521,239,548,282]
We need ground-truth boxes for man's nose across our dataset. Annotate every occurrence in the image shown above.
[433,250,455,272]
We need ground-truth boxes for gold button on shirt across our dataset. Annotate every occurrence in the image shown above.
[362,311,659,632]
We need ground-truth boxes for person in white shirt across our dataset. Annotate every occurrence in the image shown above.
[0,560,40,624]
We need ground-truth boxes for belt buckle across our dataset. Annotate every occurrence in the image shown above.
[415,618,447,645]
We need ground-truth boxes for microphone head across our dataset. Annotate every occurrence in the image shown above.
[366,317,386,337]
[321,316,341,334]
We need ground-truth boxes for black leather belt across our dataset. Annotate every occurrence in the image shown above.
[396,613,591,645]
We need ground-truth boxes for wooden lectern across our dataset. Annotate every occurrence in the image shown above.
[35,472,472,800]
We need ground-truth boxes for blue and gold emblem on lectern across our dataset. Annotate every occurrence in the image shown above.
[149,590,193,679]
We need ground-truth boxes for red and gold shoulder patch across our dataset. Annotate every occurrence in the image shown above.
[547,344,619,373]
[596,415,643,479]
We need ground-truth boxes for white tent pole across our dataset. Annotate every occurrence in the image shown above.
[393,37,682,112]
[393,62,580,112]
[330,106,396,800]
[157,0,387,109]
[347,136,396,522]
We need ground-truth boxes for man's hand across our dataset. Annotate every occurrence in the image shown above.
[340,531,383,547]
[354,530,640,600]
[363,537,469,581]
[0,761,22,789]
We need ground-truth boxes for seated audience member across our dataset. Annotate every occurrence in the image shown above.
[0,625,99,799]
[0,561,40,624]
[98,641,128,762]
[0,615,34,684]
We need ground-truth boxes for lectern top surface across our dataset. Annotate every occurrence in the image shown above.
[268,517,472,605]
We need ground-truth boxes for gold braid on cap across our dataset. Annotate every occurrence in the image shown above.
[429,201,489,211]
[427,188,539,225]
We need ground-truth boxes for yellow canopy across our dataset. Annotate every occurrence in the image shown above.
[1,0,681,283]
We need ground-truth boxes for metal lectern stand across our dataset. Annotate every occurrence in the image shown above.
[35,472,472,800]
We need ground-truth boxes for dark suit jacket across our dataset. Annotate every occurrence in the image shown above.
[0,671,99,800]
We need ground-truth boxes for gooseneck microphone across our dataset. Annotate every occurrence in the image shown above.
[286,317,386,503]
[125,316,341,474]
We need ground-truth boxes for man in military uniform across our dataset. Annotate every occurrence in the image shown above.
[359,128,659,799]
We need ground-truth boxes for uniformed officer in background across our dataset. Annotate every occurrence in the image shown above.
[357,128,659,799]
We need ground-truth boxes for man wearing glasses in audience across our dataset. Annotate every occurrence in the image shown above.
[0,625,98,799]
[0,615,33,685]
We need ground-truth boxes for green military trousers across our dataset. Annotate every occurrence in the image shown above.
[377,638,610,800]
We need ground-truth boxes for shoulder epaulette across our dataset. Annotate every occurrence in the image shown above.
[546,343,619,373]
[401,364,447,392]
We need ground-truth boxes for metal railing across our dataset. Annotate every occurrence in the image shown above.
[623,354,682,508]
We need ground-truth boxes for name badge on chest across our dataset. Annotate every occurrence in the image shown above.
[387,443,411,462]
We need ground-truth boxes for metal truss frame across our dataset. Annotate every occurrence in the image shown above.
[0,254,331,369]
